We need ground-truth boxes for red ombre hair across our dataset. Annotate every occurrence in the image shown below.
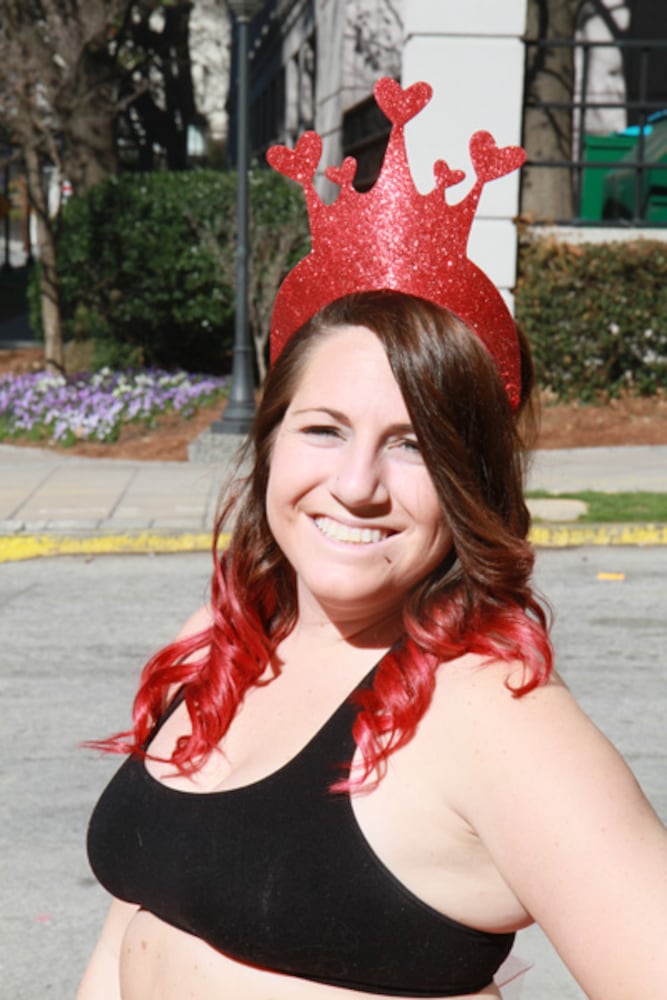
[97,292,552,788]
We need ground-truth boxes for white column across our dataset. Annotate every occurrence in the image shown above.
[402,1,528,304]
[313,0,346,193]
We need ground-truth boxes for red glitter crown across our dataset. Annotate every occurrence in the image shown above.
[267,77,526,408]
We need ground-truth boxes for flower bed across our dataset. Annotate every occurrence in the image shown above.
[0,367,229,446]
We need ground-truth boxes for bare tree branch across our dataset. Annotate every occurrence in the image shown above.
[0,0,136,369]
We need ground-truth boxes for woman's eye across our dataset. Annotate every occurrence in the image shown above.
[399,438,421,454]
[303,424,340,439]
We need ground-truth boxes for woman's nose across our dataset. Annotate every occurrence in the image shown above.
[330,442,389,509]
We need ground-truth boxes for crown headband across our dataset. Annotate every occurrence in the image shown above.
[266,77,526,409]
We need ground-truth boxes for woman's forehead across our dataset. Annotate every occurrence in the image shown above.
[294,324,386,381]
[288,325,406,411]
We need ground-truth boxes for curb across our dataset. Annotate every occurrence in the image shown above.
[1,524,666,563]
[529,522,667,548]
[0,531,227,564]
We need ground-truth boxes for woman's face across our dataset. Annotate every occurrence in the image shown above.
[266,325,452,627]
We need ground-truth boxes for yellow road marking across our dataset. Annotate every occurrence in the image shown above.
[0,532,230,563]
[528,523,667,548]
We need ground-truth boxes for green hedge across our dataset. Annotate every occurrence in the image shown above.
[34,182,667,397]
[31,168,308,373]
[51,171,235,371]
[516,236,667,399]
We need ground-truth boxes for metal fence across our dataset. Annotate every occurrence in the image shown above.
[522,36,667,226]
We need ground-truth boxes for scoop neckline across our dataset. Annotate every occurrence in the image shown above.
[139,663,378,799]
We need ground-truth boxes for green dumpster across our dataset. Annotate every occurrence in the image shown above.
[602,120,667,222]
[580,133,637,220]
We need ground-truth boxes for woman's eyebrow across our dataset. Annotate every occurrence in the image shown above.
[291,406,349,422]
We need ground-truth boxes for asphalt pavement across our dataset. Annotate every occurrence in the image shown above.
[2,546,666,999]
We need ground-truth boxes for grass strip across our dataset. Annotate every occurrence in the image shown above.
[526,490,667,523]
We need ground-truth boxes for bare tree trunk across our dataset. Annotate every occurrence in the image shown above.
[522,0,581,221]
[61,98,119,194]
[0,0,207,373]
[126,2,196,171]
[38,228,65,373]
[24,144,64,373]
[54,30,121,193]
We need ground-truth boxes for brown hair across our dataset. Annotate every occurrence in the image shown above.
[232,290,537,623]
[113,291,550,782]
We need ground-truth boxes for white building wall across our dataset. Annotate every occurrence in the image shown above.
[402,0,528,301]
[313,0,347,172]
[280,0,317,144]
[244,0,529,284]
[314,0,404,191]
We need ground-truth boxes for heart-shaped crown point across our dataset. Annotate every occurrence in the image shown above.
[326,157,357,188]
[469,131,526,183]
[374,78,432,127]
[266,131,322,183]
[433,160,466,189]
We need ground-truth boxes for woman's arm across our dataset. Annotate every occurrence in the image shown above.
[79,608,213,998]
[77,898,139,1000]
[452,663,667,1000]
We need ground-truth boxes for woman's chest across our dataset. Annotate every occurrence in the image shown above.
[90,679,518,996]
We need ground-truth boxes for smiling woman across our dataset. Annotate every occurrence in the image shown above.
[79,76,667,1000]
[83,290,541,1000]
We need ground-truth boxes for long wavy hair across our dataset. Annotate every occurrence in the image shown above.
[98,291,552,788]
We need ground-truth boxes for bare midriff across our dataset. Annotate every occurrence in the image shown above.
[119,909,503,1000]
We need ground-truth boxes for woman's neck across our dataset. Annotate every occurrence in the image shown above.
[290,588,406,652]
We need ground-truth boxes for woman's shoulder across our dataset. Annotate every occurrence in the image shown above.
[163,605,215,702]
[174,603,214,641]
[423,652,617,803]
[431,650,567,718]
[425,651,661,864]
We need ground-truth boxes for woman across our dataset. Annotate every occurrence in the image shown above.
[80,292,667,1000]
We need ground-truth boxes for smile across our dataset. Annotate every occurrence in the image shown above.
[314,516,391,545]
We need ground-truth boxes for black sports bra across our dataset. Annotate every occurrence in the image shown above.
[87,667,514,996]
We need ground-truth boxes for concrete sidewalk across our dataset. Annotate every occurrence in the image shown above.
[0,442,666,560]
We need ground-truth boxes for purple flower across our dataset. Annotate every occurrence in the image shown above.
[0,368,229,445]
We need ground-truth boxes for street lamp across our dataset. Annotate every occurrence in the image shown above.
[213,0,264,435]
[1,146,12,273]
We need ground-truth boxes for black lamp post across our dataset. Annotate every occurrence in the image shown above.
[2,153,11,273]
[213,0,263,435]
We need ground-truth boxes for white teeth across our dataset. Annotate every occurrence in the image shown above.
[314,516,387,545]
